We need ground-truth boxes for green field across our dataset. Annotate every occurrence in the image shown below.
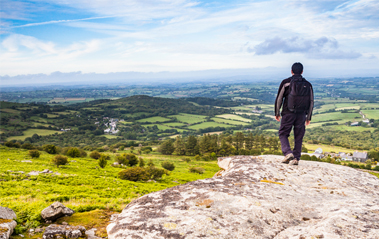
[312,112,361,123]
[212,117,249,126]
[101,135,122,139]
[142,124,173,130]
[304,143,356,154]
[163,122,186,127]
[215,114,251,122]
[361,110,379,119]
[7,129,63,141]
[169,113,207,124]
[188,122,234,130]
[136,116,172,123]
[0,146,220,235]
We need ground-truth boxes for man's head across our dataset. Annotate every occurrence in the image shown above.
[291,62,303,75]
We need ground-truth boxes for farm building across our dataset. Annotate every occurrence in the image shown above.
[351,122,359,126]
[352,151,368,162]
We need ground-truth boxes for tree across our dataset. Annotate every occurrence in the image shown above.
[52,155,68,168]
[174,137,186,155]
[159,139,175,155]
[29,150,41,158]
[161,161,175,171]
[66,147,81,158]
[233,132,245,154]
[43,144,58,154]
[139,157,145,167]
[186,135,198,155]
[245,132,254,150]
[90,151,101,159]
[98,156,107,168]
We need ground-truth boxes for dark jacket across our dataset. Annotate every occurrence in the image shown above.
[274,74,314,121]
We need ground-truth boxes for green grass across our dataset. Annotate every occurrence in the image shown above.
[215,114,251,122]
[101,135,122,139]
[211,117,249,126]
[188,122,235,130]
[169,113,207,124]
[142,124,173,130]
[163,122,186,127]
[312,112,361,123]
[361,110,379,119]
[0,146,219,233]
[7,129,62,141]
[137,116,172,123]
[303,143,356,153]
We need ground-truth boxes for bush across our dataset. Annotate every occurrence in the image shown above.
[147,167,169,180]
[127,154,138,166]
[310,156,319,161]
[28,150,41,158]
[139,157,145,167]
[66,147,81,158]
[79,149,87,157]
[4,141,15,148]
[147,159,155,167]
[161,161,175,171]
[43,144,58,154]
[365,164,372,170]
[158,140,175,155]
[300,154,311,161]
[194,155,201,161]
[141,146,152,151]
[52,155,68,167]
[250,149,261,156]
[118,167,150,182]
[189,167,205,174]
[373,166,379,171]
[100,154,111,160]
[359,164,366,169]
[118,146,125,151]
[183,157,191,163]
[98,157,107,169]
[22,143,35,150]
[347,162,360,168]
[90,151,101,159]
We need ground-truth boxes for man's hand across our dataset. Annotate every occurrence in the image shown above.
[275,115,281,122]
[306,120,311,126]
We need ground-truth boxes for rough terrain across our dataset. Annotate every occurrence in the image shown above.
[107,155,379,239]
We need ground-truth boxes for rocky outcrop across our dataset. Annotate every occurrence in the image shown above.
[41,202,75,222]
[0,207,17,239]
[43,224,86,239]
[107,155,379,239]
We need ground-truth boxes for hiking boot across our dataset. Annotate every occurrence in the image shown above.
[289,159,299,165]
[282,153,294,164]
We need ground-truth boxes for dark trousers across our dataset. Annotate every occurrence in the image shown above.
[278,113,306,160]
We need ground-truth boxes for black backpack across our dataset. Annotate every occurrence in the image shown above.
[287,77,311,113]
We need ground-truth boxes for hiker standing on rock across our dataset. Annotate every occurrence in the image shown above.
[275,62,314,165]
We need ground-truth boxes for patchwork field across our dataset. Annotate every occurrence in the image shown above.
[7,129,63,141]
[137,116,172,123]
[361,110,379,120]
[169,113,207,124]
[312,112,361,123]
[215,114,252,122]
[212,117,249,126]
[188,122,234,130]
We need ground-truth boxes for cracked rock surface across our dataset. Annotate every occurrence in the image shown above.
[107,155,379,239]
[43,224,86,239]
[0,207,17,239]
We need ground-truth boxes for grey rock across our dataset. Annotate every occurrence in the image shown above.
[85,228,101,239]
[41,202,75,222]
[43,224,86,239]
[0,207,16,220]
[27,171,39,176]
[0,207,17,239]
[41,169,53,173]
[107,155,379,239]
[21,160,32,163]
[112,162,119,167]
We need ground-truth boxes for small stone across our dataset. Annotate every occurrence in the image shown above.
[62,222,68,225]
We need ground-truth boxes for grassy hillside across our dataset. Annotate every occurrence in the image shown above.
[0,146,220,235]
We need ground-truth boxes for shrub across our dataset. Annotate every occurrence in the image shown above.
[116,153,137,166]
[194,155,201,161]
[100,154,111,160]
[118,167,150,182]
[4,141,15,148]
[365,164,372,170]
[116,155,128,165]
[52,155,68,168]
[300,154,311,161]
[311,156,319,161]
[158,140,175,155]
[98,157,107,169]
[22,143,35,150]
[66,147,81,158]
[139,157,145,167]
[79,149,87,157]
[127,154,138,166]
[147,166,169,180]
[161,161,175,171]
[183,157,191,163]
[28,150,41,158]
[189,167,205,174]
[373,166,379,171]
[141,146,152,152]
[210,152,217,160]
[43,144,58,154]
[90,151,101,159]
[250,149,261,156]
[347,162,360,168]
[359,164,366,169]
[118,146,125,151]
[147,159,155,167]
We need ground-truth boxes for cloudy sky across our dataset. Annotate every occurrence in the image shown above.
[1,0,379,80]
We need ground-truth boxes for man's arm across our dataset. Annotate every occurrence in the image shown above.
[275,80,290,121]
[306,84,314,125]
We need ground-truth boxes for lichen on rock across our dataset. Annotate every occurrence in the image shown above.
[107,155,379,238]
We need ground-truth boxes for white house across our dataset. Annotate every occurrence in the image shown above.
[104,128,111,133]
[351,122,359,126]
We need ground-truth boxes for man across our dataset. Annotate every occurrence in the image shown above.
[275,62,314,165]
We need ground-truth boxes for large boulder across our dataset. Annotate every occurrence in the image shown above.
[107,155,379,239]
[41,202,75,222]
[43,224,86,239]
[0,207,17,239]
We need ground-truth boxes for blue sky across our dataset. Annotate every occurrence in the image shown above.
[1,0,378,78]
